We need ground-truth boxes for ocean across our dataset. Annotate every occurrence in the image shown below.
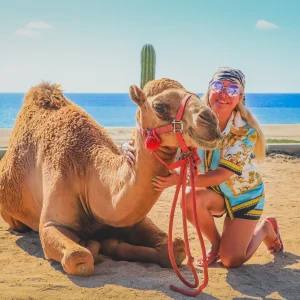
[0,93,300,128]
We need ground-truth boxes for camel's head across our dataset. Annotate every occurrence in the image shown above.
[129,78,222,150]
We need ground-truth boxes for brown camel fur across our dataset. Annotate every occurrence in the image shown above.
[0,79,222,276]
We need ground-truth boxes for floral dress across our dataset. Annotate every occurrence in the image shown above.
[197,111,265,220]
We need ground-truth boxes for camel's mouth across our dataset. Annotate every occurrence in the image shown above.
[187,127,222,150]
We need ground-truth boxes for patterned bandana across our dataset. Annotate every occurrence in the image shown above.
[210,67,246,92]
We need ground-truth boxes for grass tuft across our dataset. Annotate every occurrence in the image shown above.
[267,139,300,144]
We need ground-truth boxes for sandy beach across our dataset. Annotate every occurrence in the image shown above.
[0,128,300,300]
[0,125,300,148]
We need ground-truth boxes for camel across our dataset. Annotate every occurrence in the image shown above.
[0,79,222,276]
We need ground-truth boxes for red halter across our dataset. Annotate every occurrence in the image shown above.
[137,94,209,296]
[137,94,190,153]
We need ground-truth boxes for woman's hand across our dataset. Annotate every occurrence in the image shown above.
[120,140,136,165]
[151,173,179,191]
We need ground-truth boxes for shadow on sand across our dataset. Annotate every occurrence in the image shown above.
[14,230,217,300]
[226,252,300,299]
[12,229,45,259]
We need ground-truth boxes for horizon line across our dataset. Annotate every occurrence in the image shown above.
[1,92,300,95]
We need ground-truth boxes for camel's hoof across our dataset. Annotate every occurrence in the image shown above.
[173,237,186,265]
[61,246,94,276]
[157,237,186,268]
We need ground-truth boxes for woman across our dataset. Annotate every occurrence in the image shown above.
[121,67,284,267]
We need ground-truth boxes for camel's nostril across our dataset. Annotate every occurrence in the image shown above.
[198,110,218,126]
[198,114,210,123]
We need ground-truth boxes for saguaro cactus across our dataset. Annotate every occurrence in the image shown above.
[140,44,156,89]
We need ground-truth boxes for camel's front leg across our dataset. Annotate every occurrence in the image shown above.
[101,217,186,267]
[40,222,100,276]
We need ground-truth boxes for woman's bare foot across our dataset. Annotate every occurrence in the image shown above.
[196,243,220,267]
[261,217,284,253]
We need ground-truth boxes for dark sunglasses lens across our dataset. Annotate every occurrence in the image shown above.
[210,81,223,92]
[227,85,241,97]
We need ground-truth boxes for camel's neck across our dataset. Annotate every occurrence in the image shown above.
[91,130,178,227]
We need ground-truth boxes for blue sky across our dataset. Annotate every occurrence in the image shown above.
[0,0,299,93]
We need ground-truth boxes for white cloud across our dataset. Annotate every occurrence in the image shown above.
[16,28,41,38]
[15,21,53,38]
[256,19,279,30]
[26,21,54,29]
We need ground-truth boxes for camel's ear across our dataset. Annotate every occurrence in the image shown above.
[129,85,146,107]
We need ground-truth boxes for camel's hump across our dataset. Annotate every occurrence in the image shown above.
[25,82,69,109]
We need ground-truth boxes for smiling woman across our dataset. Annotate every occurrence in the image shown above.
[166,67,282,267]
[207,79,242,129]
[202,67,266,162]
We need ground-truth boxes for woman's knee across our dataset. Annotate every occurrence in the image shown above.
[220,253,245,268]
[181,189,206,212]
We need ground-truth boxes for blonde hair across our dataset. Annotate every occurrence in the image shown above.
[202,89,267,161]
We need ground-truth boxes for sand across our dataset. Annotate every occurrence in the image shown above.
[0,128,300,300]
[0,125,300,148]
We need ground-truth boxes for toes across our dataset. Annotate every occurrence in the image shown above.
[196,250,220,267]
[267,238,283,254]
[264,217,284,253]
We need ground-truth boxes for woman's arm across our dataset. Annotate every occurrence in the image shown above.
[152,167,234,191]
[193,167,234,187]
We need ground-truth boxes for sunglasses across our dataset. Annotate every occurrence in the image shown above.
[210,80,242,97]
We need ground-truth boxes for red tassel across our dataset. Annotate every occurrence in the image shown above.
[145,130,161,150]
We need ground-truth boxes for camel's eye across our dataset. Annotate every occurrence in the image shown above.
[153,103,166,113]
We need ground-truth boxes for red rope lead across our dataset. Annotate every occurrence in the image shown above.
[167,153,208,297]
[138,93,208,296]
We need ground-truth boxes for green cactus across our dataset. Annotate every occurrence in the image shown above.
[140,44,156,89]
